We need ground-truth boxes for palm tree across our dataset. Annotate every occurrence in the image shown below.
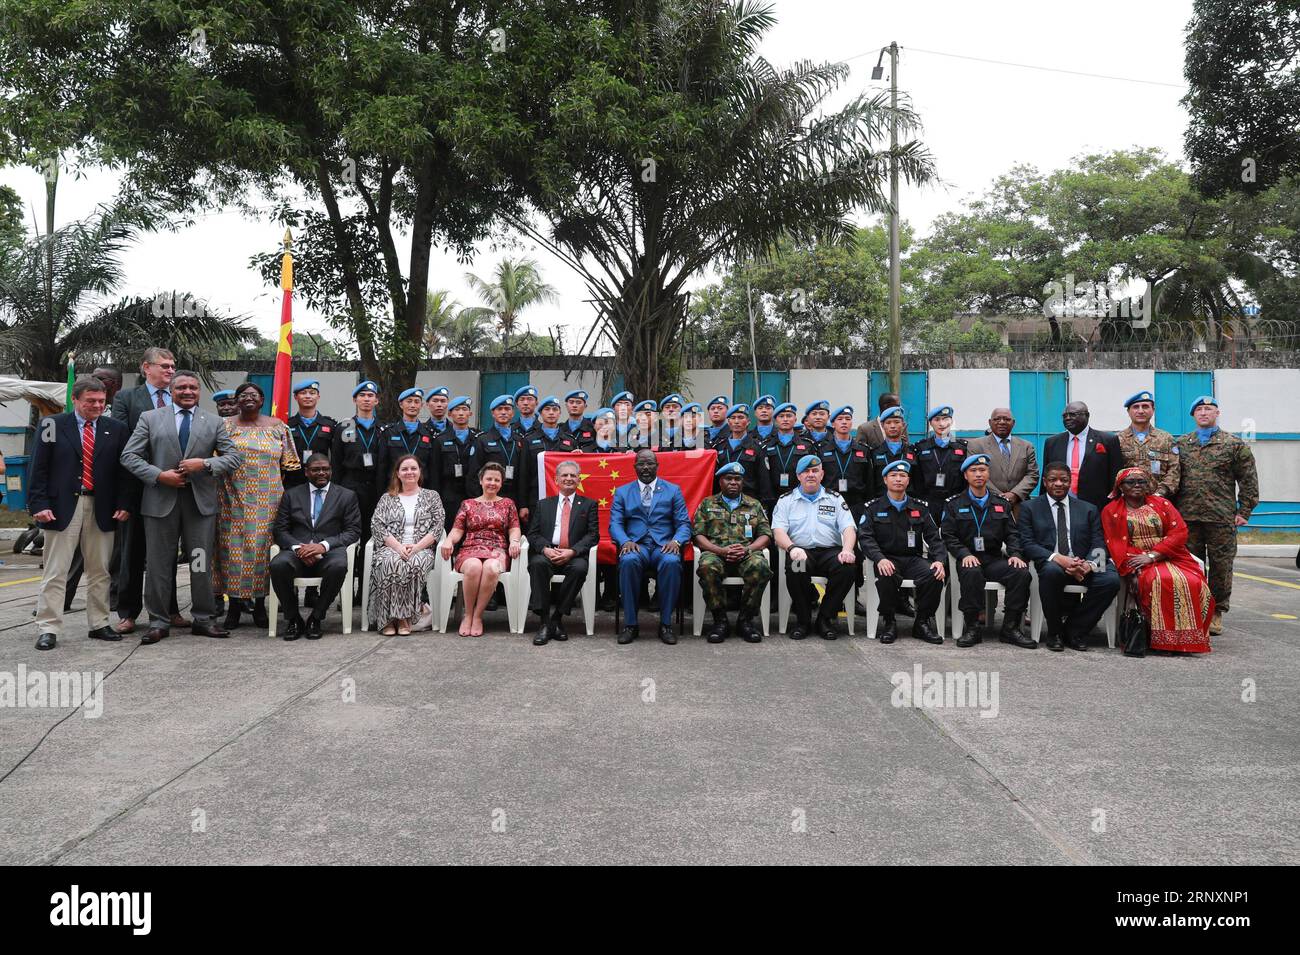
[423,289,497,357]
[464,258,558,356]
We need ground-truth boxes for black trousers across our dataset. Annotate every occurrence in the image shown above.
[786,546,856,627]
[528,553,589,620]
[270,548,350,621]
[1036,561,1121,639]
[116,510,178,619]
[955,556,1030,618]
[873,555,943,620]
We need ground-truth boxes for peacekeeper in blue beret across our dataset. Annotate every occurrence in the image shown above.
[815,405,874,511]
[1117,390,1180,499]
[432,396,480,531]
[424,386,451,434]
[857,459,947,645]
[658,393,687,448]
[468,395,533,521]
[610,391,635,447]
[704,395,730,444]
[513,385,541,436]
[771,455,857,641]
[628,399,658,449]
[693,462,774,644]
[527,396,581,453]
[331,380,383,568]
[212,390,239,417]
[799,400,831,443]
[910,404,969,523]
[940,454,1034,649]
[867,406,914,496]
[285,379,338,488]
[761,402,818,514]
[564,390,598,449]
[751,394,777,445]
[374,387,438,495]
[679,402,704,448]
[710,404,772,501]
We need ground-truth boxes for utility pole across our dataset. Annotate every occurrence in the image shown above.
[887,42,901,395]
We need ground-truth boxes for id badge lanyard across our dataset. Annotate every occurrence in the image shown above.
[833,446,853,492]
[932,445,950,488]
[774,441,796,487]
[356,421,377,466]
[500,437,517,480]
[296,421,321,451]
[969,499,989,552]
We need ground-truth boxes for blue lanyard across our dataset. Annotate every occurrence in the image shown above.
[499,435,516,469]
[355,420,376,453]
[932,442,950,470]
[832,443,853,476]
[969,497,989,537]
[296,421,321,449]
[774,437,797,473]
[398,423,421,454]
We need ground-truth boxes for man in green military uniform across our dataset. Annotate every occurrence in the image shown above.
[1117,390,1180,498]
[1174,396,1259,636]
[693,462,773,643]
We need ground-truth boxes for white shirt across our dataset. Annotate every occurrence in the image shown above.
[400,493,420,544]
[1047,494,1073,559]
[292,483,333,551]
[551,492,577,546]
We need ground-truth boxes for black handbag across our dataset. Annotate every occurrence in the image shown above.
[1118,585,1149,657]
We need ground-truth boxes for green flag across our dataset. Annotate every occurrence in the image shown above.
[65,354,75,407]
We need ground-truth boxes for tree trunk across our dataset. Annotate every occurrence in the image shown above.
[611,277,688,399]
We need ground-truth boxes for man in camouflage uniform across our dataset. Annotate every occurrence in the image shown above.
[1174,396,1259,636]
[693,462,773,643]
[1116,390,1180,498]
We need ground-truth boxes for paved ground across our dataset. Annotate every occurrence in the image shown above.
[0,553,1296,865]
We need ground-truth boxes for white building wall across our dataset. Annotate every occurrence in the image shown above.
[927,369,1010,432]
[1067,369,1154,432]
[1214,369,1300,436]
[414,370,480,423]
[789,369,869,418]
[681,369,733,408]
[1248,443,1300,505]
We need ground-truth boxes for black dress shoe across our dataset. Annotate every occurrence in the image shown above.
[877,617,898,643]
[35,632,57,650]
[88,626,122,642]
[305,616,323,640]
[956,616,982,648]
[533,623,551,646]
[706,617,729,644]
[1066,633,1089,651]
[551,620,568,641]
[999,623,1036,649]
[251,598,269,629]
[192,621,230,639]
[912,619,943,644]
[140,628,169,645]
[618,627,638,645]
[1044,630,1065,651]
[282,617,303,641]
[814,615,840,640]
[659,624,677,645]
[223,605,242,630]
[738,617,762,643]
[789,623,808,640]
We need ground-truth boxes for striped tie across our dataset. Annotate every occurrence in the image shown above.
[81,420,95,492]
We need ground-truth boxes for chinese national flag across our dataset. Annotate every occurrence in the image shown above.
[538,449,717,564]
[269,229,293,423]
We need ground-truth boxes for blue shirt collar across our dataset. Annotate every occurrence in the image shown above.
[722,493,742,509]
[934,435,948,448]
[1196,426,1218,444]
[496,425,512,440]
[970,490,990,507]
[776,432,794,445]
[299,414,317,426]
[798,486,823,502]
[518,415,536,429]
[542,426,559,439]
[808,429,827,442]
[453,428,469,442]
[403,419,420,432]
[885,440,902,453]
[888,494,907,510]
[728,437,742,449]
[355,415,374,427]
[834,437,852,451]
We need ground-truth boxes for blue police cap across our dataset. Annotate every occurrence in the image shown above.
[592,407,615,421]
[633,399,658,413]
[513,385,538,400]
[398,387,424,403]
[726,403,750,418]
[565,389,589,403]
[881,459,912,476]
[292,379,320,394]
[538,395,561,411]
[489,394,515,411]
[426,386,449,398]
[447,396,471,412]
[754,394,776,409]
[830,405,854,422]
[612,391,634,405]
[715,462,746,478]
[796,454,822,474]
[927,405,954,420]
[1189,395,1218,415]
[707,395,730,409]
[352,380,379,397]
[212,390,235,403]
[774,402,797,416]
[880,406,905,422]
[804,400,829,415]
[660,393,684,407]
[1123,391,1154,408]
[681,402,702,414]
[961,453,992,473]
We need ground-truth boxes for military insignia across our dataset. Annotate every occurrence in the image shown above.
[994,505,1005,513]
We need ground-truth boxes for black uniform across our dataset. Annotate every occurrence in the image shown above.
[426,416,450,437]
[563,417,598,451]
[910,436,970,522]
[467,425,531,516]
[867,441,915,498]
[815,436,875,511]
[526,427,581,456]
[940,488,1030,622]
[711,432,771,501]
[331,416,383,541]
[760,433,817,512]
[285,412,338,487]
[856,494,947,624]
[432,426,480,531]
[374,420,439,494]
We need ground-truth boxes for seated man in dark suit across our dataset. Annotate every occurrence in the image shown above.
[270,454,363,640]
[609,448,692,645]
[1019,461,1121,651]
[526,459,600,645]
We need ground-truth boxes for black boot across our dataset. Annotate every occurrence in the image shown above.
[956,613,981,647]
[737,614,762,643]
[999,618,1036,648]
[706,612,729,644]
[878,616,898,643]
[223,601,242,630]
[251,597,269,629]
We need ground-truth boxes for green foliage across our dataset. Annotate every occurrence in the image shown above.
[915,319,1008,354]
[464,258,557,356]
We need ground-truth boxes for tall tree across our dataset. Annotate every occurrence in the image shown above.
[464,258,557,356]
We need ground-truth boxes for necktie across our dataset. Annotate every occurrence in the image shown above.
[640,483,652,511]
[155,389,168,409]
[81,420,95,492]
[312,487,324,526]
[558,496,570,548]
[1000,438,1011,459]
[178,408,191,453]
[1055,500,1070,556]
[1069,436,1081,495]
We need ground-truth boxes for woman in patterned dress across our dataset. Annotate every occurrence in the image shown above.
[213,381,301,629]
[1101,467,1214,653]
[439,462,521,637]
[369,455,444,634]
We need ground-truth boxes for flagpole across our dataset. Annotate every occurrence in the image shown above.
[271,229,293,422]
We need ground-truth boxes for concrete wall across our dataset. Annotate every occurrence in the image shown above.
[1067,369,1154,432]
[1248,443,1300,506]
[680,369,732,408]
[1215,369,1300,436]
[789,369,869,418]
[928,369,1010,431]
[414,370,480,423]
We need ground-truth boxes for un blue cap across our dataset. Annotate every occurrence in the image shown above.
[352,380,379,397]
[634,399,658,413]
[716,462,745,478]
[661,393,684,407]
[426,386,449,398]
[565,389,589,403]
[447,396,471,412]
[754,394,776,408]
[1123,391,1154,408]
[928,405,954,420]
[774,402,797,416]
[612,391,634,405]
[592,407,615,421]
[539,395,561,411]
[1189,395,1218,414]
[882,459,912,476]
[830,405,853,422]
[961,453,992,473]
[726,403,750,418]
[880,406,905,422]
[796,454,822,474]
[682,402,702,414]
[398,387,423,402]
[514,385,538,400]
[804,400,829,415]
[212,390,235,402]
[707,395,729,408]
[292,379,320,394]
[489,394,514,411]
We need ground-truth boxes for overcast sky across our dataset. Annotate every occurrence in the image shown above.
[0,0,1195,349]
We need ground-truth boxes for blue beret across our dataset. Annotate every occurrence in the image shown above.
[565,389,588,403]
[398,387,424,403]
[880,406,905,422]
[707,395,730,409]
[660,393,684,407]
[726,403,750,418]
[352,380,379,397]
[830,405,854,422]
[612,391,634,405]
[961,453,992,473]
[881,459,912,476]
[804,400,829,415]
[212,390,235,402]
[774,402,797,416]
[592,407,615,421]
[796,454,822,474]
[538,395,561,411]
[633,399,658,413]
[1123,391,1154,408]
[1190,395,1218,414]
[927,405,954,420]
[513,385,538,400]
[426,386,449,398]
[489,394,515,411]
[754,394,776,408]
[715,462,746,478]
[447,396,471,412]
[292,379,320,394]
[681,402,702,414]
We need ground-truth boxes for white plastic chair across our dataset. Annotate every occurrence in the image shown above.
[860,558,947,641]
[359,538,442,633]
[435,537,527,634]
[776,549,855,635]
[948,554,1006,640]
[517,543,599,636]
[692,555,772,636]
[1028,560,1117,647]
[266,542,357,637]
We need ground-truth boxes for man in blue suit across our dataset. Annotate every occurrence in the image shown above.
[609,448,692,645]
[1019,461,1120,651]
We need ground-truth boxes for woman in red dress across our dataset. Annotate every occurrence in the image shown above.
[1101,467,1214,653]
[439,462,521,636]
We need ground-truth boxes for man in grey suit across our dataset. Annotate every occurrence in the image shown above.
[855,392,902,448]
[967,407,1039,515]
[121,369,243,645]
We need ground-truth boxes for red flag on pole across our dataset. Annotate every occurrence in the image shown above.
[538,449,717,563]
[270,228,293,422]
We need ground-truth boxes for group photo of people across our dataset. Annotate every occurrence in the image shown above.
[27,349,1259,656]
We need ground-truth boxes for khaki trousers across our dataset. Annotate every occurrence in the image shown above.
[34,497,114,635]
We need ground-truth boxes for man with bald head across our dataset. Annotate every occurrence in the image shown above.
[967,407,1039,516]
[1042,401,1122,511]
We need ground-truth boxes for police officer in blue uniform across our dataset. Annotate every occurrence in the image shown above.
[527,396,581,453]
[910,404,969,522]
[704,395,730,444]
[332,380,383,596]
[800,399,831,443]
[815,404,874,512]
[629,399,658,449]
[761,403,817,514]
[468,394,532,521]
[867,406,914,497]
[286,379,337,487]
[425,385,451,434]
[751,394,777,445]
[514,385,541,436]
[564,389,598,449]
[433,396,479,531]
[659,393,686,448]
[711,403,771,501]
[374,387,438,492]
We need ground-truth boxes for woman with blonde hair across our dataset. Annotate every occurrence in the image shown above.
[369,454,444,635]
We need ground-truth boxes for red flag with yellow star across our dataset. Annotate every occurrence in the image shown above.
[539,449,717,563]
[269,229,293,422]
